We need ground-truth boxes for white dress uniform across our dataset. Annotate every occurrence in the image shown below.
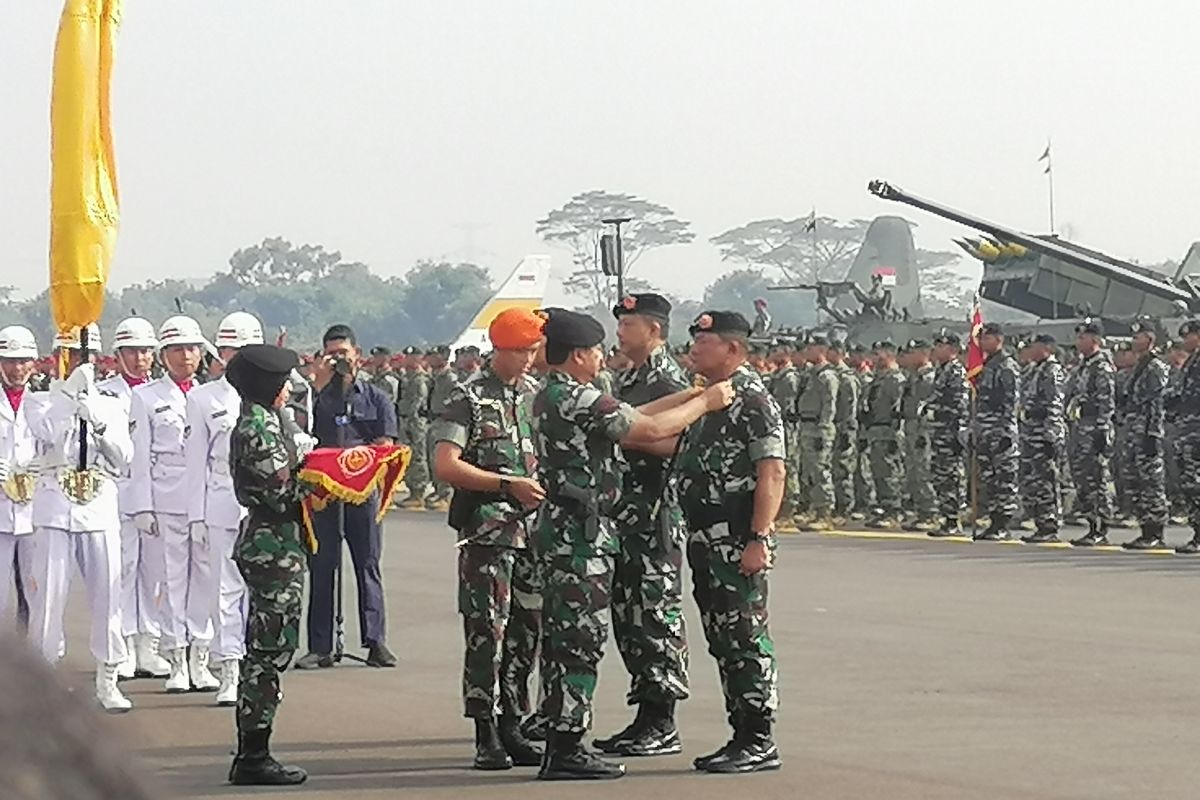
[130,374,218,690]
[28,366,133,712]
[184,375,247,704]
[97,372,171,678]
[0,386,43,626]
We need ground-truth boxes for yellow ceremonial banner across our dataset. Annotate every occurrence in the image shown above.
[49,0,123,334]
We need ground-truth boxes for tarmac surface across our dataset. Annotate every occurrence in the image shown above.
[52,512,1200,800]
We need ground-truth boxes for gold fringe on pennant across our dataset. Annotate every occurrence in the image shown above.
[298,446,412,552]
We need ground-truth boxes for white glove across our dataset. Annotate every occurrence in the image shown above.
[133,512,158,536]
[75,392,96,425]
[189,521,209,549]
[61,363,95,399]
[294,433,317,459]
[0,458,10,484]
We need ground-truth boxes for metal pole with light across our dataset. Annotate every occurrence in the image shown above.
[600,216,632,301]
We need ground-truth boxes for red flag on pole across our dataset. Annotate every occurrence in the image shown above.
[297,445,411,553]
[966,294,985,385]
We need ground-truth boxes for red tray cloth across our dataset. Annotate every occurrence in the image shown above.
[297,445,411,553]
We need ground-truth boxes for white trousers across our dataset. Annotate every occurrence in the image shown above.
[157,512,215,650]
[209,525,247,660]
[0,530,41,627]
[119,514,167,639]
[30,525,125,664]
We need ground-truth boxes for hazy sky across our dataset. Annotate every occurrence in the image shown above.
[4,1,1198,305]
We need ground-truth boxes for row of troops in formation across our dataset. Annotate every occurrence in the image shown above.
[431,295,784,781]
[748,316,1200,548]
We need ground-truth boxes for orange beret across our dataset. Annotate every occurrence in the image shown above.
[488,307,546,350]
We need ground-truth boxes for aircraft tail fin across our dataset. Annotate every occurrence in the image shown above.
[449,255,551,352]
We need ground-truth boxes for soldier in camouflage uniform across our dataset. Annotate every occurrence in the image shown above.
[594,294,692,759]
[796,334,839,531]
[827,341,859,520]
[1018,334,1066,543]
[900,340,937,530]
[532,309,730,781]
[367,346,400,408]
[224,344,310,787]
[1110,343,1138,526]
[430,309,547,770]
[1067,320,1117,547]
[425,345,458,511]
[454,345,484,383]
[398,346,431,508]
[863,341,905,529]
[1170,321,1200,553]
[972,322,1020,541]
[1120,320,1171,550]
[677,310,784,775]
[1164,339,1189,525]
[767,340,801,520]
[928,332,969,537]
[848,345,875,516]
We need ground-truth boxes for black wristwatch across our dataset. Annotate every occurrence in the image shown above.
[498,476,511,494]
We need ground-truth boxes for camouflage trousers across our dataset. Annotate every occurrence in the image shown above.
[1019,433,1060,528]
[612,524,688,705]
[902,420,936,519]
[977,427,1020,519]
[783,424,803,515]
[541,552,614,734]
[1069,423,1114,523]
[855,434,875,512]
[831,431,857,516]
[1164,423,1183,514]
[1176,426,1200,528]
[458,545,543,718]
[1059,438,1078,517]
[510,548,547,715]
[1120,434,1168,526]
[799,426,835,516]
[399,416,429,494]
[687,524,778,721]
[426,428,452,504]
[1113,423,1133,517]
[929,433,965,523]
[234,523,307,733]
[867,433,903,515]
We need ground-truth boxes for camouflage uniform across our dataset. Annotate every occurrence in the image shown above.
[974,350,1020,527]
[676,364,783,723]
[854,367,875,513]
[398,370,431,496]
[431,366,540,718]
[768,364,801,515]
[831,363,859,517]
[370,368,400,409]
[593,369,616,396]
[612,346,690,705]
[862,366,905,520]
[797,363,838,519]
[533,372,635,734]
[1119,352,1170,528]
[1067,351,1115,526]
[426,365,459,506]
[229,402,308,734]
[928,358,968,527]
[1170,347,1200,540]
[1164,364,1185,520]
[1112,365,1135,520]
[1018,356,1065,530]
[900,363,936,522]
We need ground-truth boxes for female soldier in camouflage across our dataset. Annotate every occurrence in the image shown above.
[224,344,310,786]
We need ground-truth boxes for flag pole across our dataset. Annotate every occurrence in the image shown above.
[1045,137,1055,234]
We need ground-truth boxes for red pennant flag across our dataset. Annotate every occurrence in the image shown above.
[297,445,411,553]
[966,294,985,386]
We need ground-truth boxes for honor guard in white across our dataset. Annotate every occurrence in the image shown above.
[184,311,263,706]
[28,325,134,713]
[129,315,219,693]
[97,316,172,680]
[0,326,44,629]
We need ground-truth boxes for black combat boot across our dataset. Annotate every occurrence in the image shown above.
[701,714,782,774]
[1070,519,1110,547]
[613,700,682,757]
[593,703,648,753]
[520,714,548,742]
[1021,523,1061,544]
[1176,528,1200,554]
[498,714,543,767]
[1123,523,1167,550]
[228,728,307,786]
[538,731,625,780]
[928,518,963,538]
[473,717,513,770]
[693,714,741,771]
[973,513,1012,541]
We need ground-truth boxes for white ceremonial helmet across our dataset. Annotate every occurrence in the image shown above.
[157,315,206,348]
[112,316,159,350]
[53,323,102,353]
[0,326,39,359]
[215,311,264,349]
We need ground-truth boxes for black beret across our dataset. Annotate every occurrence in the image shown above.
[1130,318,1157,336]
[979,322,1004,336]
[1179,319,1200,337]
[806,333,829,347]
[688,310,752,338]
[906,338,931,350]
[1032,333,1057,345]
[1074,318,1104,336]
[455,345,481,357]
[401,345,422,356]
[933,331,962,347]
[1115,340,1133,352]
[613,293,672,321]
[544,310,605,350]
[426,345,451,357]
[226,344,298,406]
[369,345,391,356]
[849,343,869,354]
[872,339,896,351]
[234,344,298,375]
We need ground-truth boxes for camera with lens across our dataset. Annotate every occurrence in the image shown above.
[332,354,352,377]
